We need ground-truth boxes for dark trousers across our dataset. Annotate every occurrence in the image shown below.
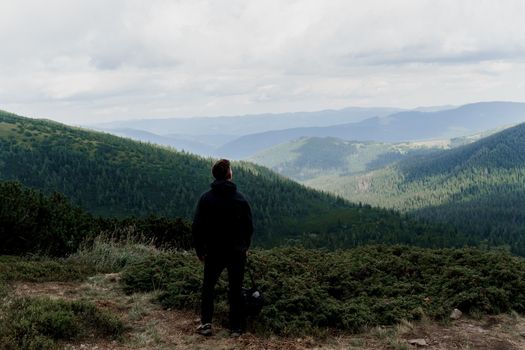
[201,251,246,330]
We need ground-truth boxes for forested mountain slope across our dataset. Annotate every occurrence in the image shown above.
[0,110,457,248]
[311,122,525,254]
[249,132,501,182]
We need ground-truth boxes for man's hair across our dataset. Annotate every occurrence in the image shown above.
[212,159,231,180]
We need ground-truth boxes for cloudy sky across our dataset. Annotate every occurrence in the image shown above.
[1,0,524,124]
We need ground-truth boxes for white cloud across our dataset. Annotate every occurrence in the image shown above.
[0,0,524,123]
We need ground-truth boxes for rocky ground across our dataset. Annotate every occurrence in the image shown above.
[12,274,525,350]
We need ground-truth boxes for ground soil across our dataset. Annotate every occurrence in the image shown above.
[11,275,525,350]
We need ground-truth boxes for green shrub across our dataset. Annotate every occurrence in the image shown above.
[0,297,123,349]
[121,251,200,294]
[0,255,95,282]
[121,245,525,336]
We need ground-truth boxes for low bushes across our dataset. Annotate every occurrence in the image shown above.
[0,297,123,349]
[0,255,95,282]
[121,245,525,336]
[0,255,123,349]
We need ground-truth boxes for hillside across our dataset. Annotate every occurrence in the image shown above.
[219,102,525,159]
[249,129,506,182]
[308,122,525,254]
[0,110,459,249]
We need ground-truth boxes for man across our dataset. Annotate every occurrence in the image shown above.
[192,159,254,337]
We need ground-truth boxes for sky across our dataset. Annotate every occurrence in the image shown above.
[1,0,525,124]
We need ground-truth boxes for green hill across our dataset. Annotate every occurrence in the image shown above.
[309,123,525,254]
[249,130,506,182]
[249,137,445,181]
[0,110,460,249]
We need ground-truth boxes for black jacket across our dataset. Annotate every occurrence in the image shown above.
[192,180,253,257]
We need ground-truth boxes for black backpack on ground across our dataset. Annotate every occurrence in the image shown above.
[242,260,264,317]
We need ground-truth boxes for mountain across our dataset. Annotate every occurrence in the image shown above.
[91,107,401,156]
[91,107,401,136]
[307,122,525,254]
[0,110,460,249]
[219,101,525,159]
[249,128,507,182]
[249,138,444,182]
[412,105,456,112]
[99,128,222,156]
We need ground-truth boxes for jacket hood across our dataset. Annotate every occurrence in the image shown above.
[210,179,237,195]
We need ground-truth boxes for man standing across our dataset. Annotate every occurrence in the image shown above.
[192,159,254,337]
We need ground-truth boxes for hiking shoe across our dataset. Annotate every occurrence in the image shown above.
[230,329,242,338]
[196,323,212,336]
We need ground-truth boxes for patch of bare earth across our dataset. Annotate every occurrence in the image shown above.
[11,276,525,350]
[396,316,525,350]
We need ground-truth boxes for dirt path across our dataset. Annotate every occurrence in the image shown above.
[12,275,525,350]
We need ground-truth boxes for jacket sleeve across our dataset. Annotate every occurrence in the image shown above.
[192,196,206,257]
[243,201,254,249]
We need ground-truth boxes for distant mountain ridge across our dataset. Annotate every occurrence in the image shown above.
[88,102,525,160]
[92,106,401,157]
[93,107,401,136]
[219,101,525,158]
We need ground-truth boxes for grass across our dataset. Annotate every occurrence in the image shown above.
[0,239,140,349]
[0,255,95,283]
[0,251,125,349]
[0,297,123,350]
[70,233,162,273]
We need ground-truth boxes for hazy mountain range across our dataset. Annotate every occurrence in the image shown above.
[218,101,525,158]
[90,102,525,160]
[90,107,402,156]
[92,107,401,134]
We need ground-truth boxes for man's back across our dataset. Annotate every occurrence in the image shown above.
[192,179,253,257]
